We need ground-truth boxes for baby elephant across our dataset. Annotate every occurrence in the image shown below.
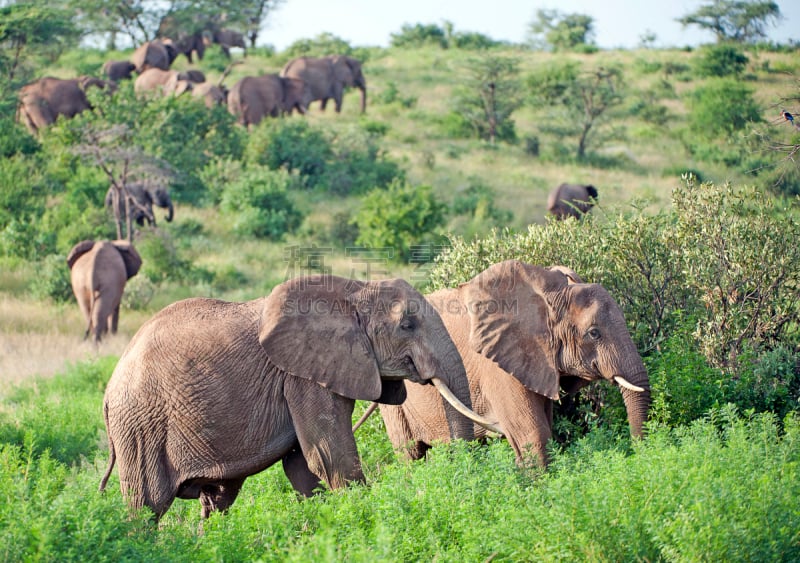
[547,183,598,220]
[66,240,142,343]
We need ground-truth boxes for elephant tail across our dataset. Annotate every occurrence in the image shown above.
[99,402,116,492]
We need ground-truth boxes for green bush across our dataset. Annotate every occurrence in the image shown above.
[686,78,761,138]
[220,167,304,240]
[136,229,212,284]
[246,119,331,188]
[353,180,447,262]
[0,118,39,158]
[694,44,749,77]
[389,23,448,49]
[281,32,353,59]
[27,253,73,303]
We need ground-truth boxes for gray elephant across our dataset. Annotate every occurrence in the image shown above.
[103,60,136,81]
[547,183,599,220]
[378,260,651,467]
[66,240,142,343]
[134,68,195,97]
[173,32,206,63]
[208,28,247,58]
[131,40,176,73]
[99,275,496,520]
[105,182,174,227]
[280,55,367,113]
[191,82,227,108]
[227,74,312,126]
[17,76,115,135]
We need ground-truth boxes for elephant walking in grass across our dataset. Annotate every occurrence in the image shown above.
[103,60,136,82]
[99,275,498,521]
[17,76,115,135]
[105,182,174,228]
[227,74,312,126]
[280,55,367,113]
[66,240,142,343]
[131,40,176,73]
[547,183,599,220]
[378,260,651,467]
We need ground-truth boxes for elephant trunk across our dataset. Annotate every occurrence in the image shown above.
[165,199,174,222]
[619,371,651,439]
[359,85,367,113]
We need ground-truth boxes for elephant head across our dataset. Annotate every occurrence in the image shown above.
[327,55,367,113]
[547,183,599,220]
[99,274,488,520]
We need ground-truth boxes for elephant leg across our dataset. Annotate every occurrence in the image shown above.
[282,445,324,497]
[90,296,106,343]
[320,97,329,111]
[110,303,120,334]
[198,477,245,518]
[283,377,364,492]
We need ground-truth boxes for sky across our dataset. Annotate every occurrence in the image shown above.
[261,0,799,50]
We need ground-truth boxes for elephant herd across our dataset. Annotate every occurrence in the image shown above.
[16,39,367,135]
[92,259,650,521]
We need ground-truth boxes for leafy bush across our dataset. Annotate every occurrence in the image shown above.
[686,78,761,138]
[27,253,73,303]
[136,229,212,284]
[281,32,353,59]
[353,180,447,262]
[389,23,448,49]
[694,44,749,77]
[0,118,39,158]
[220,166,304,239]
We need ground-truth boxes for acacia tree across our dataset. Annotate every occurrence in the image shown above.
[677,0,782,43]
[527,9,596,52]
[527,62,623,159]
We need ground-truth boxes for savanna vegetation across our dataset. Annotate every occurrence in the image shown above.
[1,0,799,560]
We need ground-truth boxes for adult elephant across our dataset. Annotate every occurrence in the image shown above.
[66,240,142,343]
[191,82,227,108]
[103,60,136,81]
[99,275,497,520]
[378,260,651,467]
[131,40,176,73]
[105,182,174,227]
[17,76,115,135]
[209,28,247,58]
[227,74,311,126]
[134,68,195,97]
[173,32,205,63]
[547,183,599,220]
[280,55,366,113]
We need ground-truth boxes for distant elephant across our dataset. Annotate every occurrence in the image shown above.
[98,275,496,520]
[191,82,227,108]
[173,32,205,63]
[66,239,142,343]
[105,182,174,227]
[379,260,651,467]
[134,68,194,97]
[181,69,206,83]
[547,183,599,220]
[280,55,367,113]
[208,28,247,58]
[17,76,115,135]
[131,40,176,73]
[103,60,136,81]
[227,74,312,126]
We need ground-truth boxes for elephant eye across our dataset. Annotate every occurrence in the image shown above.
[586,327,601,340]
[400,318,415,331]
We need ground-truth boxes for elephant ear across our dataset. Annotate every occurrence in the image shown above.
[66,240,95,270]
[461,260,569,400]
[258,276,383,401]
[111,240,142,279]
[586,185,598,200]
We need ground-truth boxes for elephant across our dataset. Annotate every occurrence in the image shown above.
[208,28,247,58]
[131,40,176,73]
[17,76,115,135]
[547,183,599,220]
[66,239,142,343]
[280,55,367,113]
[180,69,206,83]
[227,74,312,126]
[191,82,227,108]
[105,182,174,227]
[173,32,206,63]
[134,68,194,97]
[103,60,136,81]
[98,275,497,520]
[378,260,651,467]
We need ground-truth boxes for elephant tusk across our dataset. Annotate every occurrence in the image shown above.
[352,402,379,432]
[431,377,504,436]
[614,376,645,393]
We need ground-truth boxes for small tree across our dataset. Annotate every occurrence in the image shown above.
[677,0,782,43]
[527,9,596,52]
[686,79,762,138]
[527,62,624,159]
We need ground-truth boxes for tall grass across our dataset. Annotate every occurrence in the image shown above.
[1,360,798,561]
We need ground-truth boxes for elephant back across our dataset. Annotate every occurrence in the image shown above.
[66,240,97,270]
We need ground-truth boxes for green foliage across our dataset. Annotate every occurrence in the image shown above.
[282,32,353,58]
[677,0,782,43]
[389,23,448,49]
[694,43,750,76]
[27,253,73,304]
[527,9,596,52]
[0,119,39,158]
[353,180,447,262]
[220,166,304,239]
[686,78,761,138]
[136,229,212,284]
[450,179,513,237]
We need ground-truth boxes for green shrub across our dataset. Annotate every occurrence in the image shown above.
[27,253,73,303]
[281,32,353,59]
[135,229,211,284]
[389,23,448,49]
[353,180,447,262]
[120,274,155,310]
[220,167,304,239]
[246,119,331,188]
[686,78,761,138]
[695,44,749,77]
[0,118,39,158]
